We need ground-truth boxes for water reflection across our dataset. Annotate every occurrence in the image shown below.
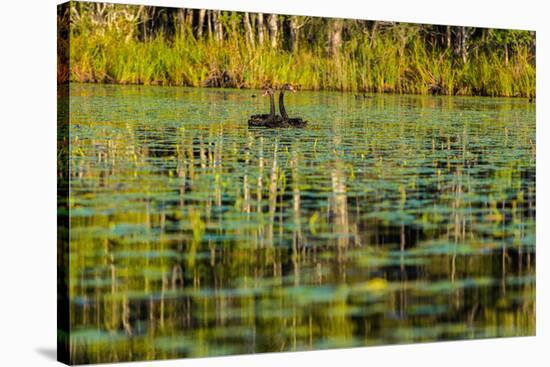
[67,84,535,364]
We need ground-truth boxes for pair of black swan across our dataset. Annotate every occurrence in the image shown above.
[248,84,307,128]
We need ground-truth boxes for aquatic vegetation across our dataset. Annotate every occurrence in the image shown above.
[66,84,535,364]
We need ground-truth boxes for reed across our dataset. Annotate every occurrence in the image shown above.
[69,15,535,97]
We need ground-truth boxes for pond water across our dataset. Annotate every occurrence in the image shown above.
[66,83,535,363]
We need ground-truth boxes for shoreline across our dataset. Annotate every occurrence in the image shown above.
[65,81,536,99]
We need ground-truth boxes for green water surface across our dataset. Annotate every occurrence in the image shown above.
[66,84,535,363]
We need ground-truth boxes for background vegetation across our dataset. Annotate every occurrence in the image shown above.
[64,2,536,97]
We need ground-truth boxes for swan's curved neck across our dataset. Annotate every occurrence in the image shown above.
[279,90,288,120]
[269,93,276,118]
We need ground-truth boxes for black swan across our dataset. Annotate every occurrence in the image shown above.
[279,84,307,127]
[428,76,445,95]
[248,87,284,127]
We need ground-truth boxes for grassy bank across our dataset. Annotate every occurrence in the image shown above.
[66,4,535,97]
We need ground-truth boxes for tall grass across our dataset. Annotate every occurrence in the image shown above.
[70,24,535,97]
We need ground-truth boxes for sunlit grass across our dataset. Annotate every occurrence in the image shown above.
[70,25,535,97]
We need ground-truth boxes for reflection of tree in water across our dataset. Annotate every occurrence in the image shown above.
[134,125,178,159]
[68,92,535,364]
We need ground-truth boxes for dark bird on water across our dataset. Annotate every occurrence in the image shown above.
[279,84,307,127]
[428,76,445,95]
[248,84,308,128]
[355,93,373,99]
[248,87,284,127]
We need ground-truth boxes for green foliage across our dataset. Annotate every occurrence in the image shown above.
[68,3,535,97]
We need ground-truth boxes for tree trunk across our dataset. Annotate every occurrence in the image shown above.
[207,10,212,39]
[370,21,379,44]
[446,25,451,49]
[176,9,185,35]
[504,43,509,65]
[244,12,255,47]
[328,19,344,56]
[290,16,300,52]
[257,13,265,46]
[186,9,193,27]
[213,10,223,42]
[268,14,278,49]
[142,7,150,41]
[197,9,206,38]
[460,26,468,63]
